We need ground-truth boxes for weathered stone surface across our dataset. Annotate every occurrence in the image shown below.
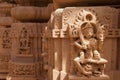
[0,26,11,79]
[0,17,15,26]
[11,4,54,21]
[0,0,119,80]
[7,23,47,80]
[53,0,120,8]
[14,0,52,6]
[46,6,120,80]
[0,2,15,14]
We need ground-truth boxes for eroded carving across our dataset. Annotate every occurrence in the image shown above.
[2,29,11,48]
[19,27,32,55]
[9,62,35,76]
[71,10,108,77]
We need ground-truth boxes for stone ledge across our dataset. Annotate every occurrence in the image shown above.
[6,76,36,80]
[69,75,109,80]
[0,74,7,79]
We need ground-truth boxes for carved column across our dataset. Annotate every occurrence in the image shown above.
[7,2,54,80]
[117,9,120,70]
[48,9,63,80]
[8,23,38,80]
[0,3,15,79]
[11,4,54,22]
[0,26,11,79]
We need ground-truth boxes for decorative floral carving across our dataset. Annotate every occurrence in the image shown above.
[9,62,35,76]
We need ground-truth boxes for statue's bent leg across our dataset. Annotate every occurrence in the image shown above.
[73,58,92,76]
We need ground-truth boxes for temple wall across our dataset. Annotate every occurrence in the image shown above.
[0,0,119,80]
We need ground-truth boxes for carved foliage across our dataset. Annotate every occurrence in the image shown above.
[9,62,35,76]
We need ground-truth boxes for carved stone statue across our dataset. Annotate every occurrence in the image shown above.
[73,22,108,77]
[19,27,31,55]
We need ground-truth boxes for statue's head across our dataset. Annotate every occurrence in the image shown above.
[81,23,95,39]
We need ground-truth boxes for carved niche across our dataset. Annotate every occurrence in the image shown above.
[19,27,32,55]
[10,23,37,56]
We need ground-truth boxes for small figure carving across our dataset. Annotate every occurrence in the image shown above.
[19,27,31,55]
[2,30,11,48]
[73,22,108,77]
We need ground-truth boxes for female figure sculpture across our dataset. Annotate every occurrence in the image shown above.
[73,22,107,77]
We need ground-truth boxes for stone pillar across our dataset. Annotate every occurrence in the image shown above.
[7,3,54,80]
[0,3,15,79]
[38,23,48,80]
[11,4,54,22]
[117,9,120,70]
[53,0,120,8]
[0,26,11,79]
[51,9,63,80]
[8,23,39,80]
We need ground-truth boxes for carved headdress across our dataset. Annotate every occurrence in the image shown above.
[81,22,97,33]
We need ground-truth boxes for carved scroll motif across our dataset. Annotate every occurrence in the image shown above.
[9,62,35,76]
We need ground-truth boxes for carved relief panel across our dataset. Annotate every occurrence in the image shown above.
[10,23,35,57]
[0,27,11,72]
[47,7,119,80]
[9,23,45,80]
[9,61,35,76]
[19,27,32,55]
[61,7,118,76]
